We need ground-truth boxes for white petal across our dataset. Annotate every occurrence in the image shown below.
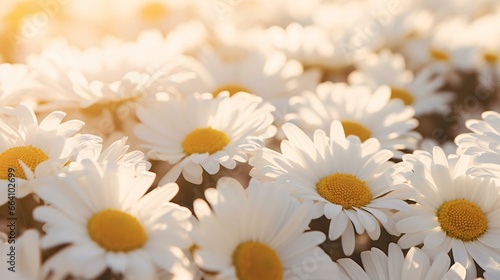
[329,212,348,240]
[337,258,370,280]
[341,221,356,256]
[424,252,450,280]
[442,263,466,280]
[424,230,446,250]
[106,253,128,273]
[397,216,438,233]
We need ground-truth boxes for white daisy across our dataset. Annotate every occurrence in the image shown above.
[395,147,500,277]
[198,23,261,62]
[0,105,95,205]
[134,92,276,185]
[33,159,194,280]
[348,49,454,116]
[455,111,500,178]
[195,0,320,29]
[402,17,475,72]
[348,49,413,90]
[311,1,377,70]
[250,121,411,255]
[0,229,41,280]
[263,23,345,71]
[28,30,200,105]
[470,14,500,70]
[191,177,345,280]
[337,243,467,280]
[185,46,320,115]
[27,30,202,148]
[373,9,435,51]
[286,82,421,156]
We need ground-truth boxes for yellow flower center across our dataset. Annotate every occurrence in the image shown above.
[316,173,372,209]
[483,52,498,65]
[232,241,283,280]
[139,2,169,21]
[87,209,147,252]
[437,199,487,242]
[182,127,230,155]
[340,120,371,142]
[0,146,49,180]
[390,87,414,105]
[429,49,450,62]
[212,83,252,97]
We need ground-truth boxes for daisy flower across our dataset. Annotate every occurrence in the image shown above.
[455,111,500,178]
[27,30,202,148]
[395,147,500,277]
[134,92,276,185]
[195,23,261,62]
[264,23,346,71]
[185,46,320,115]
[286,82,420,156]
[191,177,345,280]
[0,229,41,280]
[0,105,95,205]
[311,1,377,69]
[195,0,320,29]
[28,30,199,105]
[348,49,454,116]
[250,121,411,255]
[373,9,435,51]
[402,17,475,72]
[33,159,194,280]
[337,243,467,280]
[470,14,500,71]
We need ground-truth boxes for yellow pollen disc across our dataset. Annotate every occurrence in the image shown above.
[232,241,283,280]
[390,87,414,105]
[316,173,372,209]
[212,83,252,97]
[429,49,450,62]
[0,146,49,180]
[182,127,230,155]
[139,2,169,21]
[437,199,487,242]
[87,209,147,252]
[340,120,371,142]
[483,52,498,65]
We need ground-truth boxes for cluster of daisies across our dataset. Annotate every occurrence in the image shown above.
[1,0,500,279]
